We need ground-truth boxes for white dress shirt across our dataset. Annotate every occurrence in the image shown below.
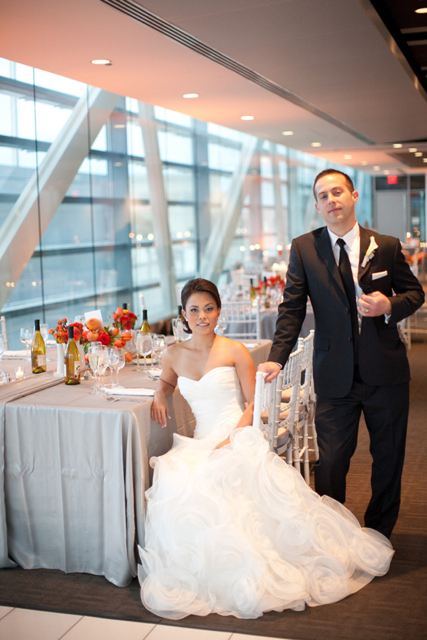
[327,223,362,302]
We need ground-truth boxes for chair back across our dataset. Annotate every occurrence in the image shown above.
[0,316,8,350]
[253,347,302,454]
[297,330,315,410]
[222,298,261,340]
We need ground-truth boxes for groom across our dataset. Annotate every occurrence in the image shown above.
[259,169,424,538]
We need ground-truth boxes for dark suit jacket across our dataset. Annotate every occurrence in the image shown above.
[269,225,425,398]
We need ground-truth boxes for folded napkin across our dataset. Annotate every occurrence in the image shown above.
[2,350,29,359]
[102,387,155,397]
[242,342,259,350]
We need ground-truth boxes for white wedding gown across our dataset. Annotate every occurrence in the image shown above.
[138,366,393,620]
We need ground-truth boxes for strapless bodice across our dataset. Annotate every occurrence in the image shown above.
[178,366,245,441]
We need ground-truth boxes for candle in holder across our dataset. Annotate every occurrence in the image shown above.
[15,366,24,380]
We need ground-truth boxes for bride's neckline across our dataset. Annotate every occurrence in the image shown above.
[178,365,235,383]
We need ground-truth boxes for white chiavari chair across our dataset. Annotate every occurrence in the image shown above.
[252,348,303,463]
[0,316,9,350]
[296,331,318,483]
[222,298,261,340]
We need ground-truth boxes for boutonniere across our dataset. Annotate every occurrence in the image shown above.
[361,236,378,268]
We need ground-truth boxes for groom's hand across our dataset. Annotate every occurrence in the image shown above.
[257,361,281,383]
[358,292,392,317]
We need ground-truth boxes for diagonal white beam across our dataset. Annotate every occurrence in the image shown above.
[0,87,120,311]
[138,102,177,313]
[200,135,257,283]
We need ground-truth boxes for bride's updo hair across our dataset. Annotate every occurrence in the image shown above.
[180,278,221,334]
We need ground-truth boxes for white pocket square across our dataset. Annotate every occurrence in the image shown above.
[372,270,388,280]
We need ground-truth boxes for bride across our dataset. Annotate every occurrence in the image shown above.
[138,278,393,620]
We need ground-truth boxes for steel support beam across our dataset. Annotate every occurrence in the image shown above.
[0,87,120,311]
[200,135,257,283]
[138,102,176,314]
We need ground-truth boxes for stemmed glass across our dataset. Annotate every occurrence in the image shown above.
[108,347,125,388]
[20,327,33,360]
[215,313,228,336]
[135,331,153,372]
[149,334,166,377]
[88,344,109,394]
[40,323,49,343]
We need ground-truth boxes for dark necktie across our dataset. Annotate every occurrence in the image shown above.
[337,238,359,362]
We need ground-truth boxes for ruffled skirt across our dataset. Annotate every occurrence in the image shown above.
[138,427,393,620]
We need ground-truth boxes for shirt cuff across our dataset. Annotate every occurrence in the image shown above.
[384,314,391,324]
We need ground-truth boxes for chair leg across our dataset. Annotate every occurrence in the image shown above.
[293,426,301,472]
[302,416,310,484]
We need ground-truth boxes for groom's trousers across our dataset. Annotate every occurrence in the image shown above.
[313,366,409,538]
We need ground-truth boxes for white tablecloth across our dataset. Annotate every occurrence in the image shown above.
[0,340,271,586]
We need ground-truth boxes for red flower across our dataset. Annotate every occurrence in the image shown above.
[98,331,111,346]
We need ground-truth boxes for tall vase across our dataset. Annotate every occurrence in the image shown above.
[54,343,65,378]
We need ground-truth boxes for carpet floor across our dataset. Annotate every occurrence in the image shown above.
[1,341,426,640]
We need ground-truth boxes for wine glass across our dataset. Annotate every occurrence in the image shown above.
[215,313,228,336]
[40,323,49,343]
[20,327,33,360]
[97,347,110,391]
[135,331,152,372]
[108,347,125,388]
[149,334,165,377]
[88,344,109,394]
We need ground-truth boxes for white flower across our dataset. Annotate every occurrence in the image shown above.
[361,235,378,268]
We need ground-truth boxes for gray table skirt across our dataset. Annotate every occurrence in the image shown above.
[0,340,271,586]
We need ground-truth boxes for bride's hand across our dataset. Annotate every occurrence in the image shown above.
[213,436,231,450]
[151,392,171,428]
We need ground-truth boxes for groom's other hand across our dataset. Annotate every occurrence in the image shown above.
[257,361,281,382]
[358,291,392,317]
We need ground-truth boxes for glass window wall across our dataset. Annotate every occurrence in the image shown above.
[0,56,373,348]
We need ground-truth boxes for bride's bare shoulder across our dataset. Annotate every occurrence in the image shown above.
[216,336,250,358]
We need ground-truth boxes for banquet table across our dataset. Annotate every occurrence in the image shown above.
[0,339,271,587]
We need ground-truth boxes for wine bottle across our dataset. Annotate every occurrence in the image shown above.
[177,305,184,322]
[262,276,267,295]
[64,325,81,385]
[250,278,256,301]
[31,319,47,374]
[140,309,151,334]
[123,303,128,310]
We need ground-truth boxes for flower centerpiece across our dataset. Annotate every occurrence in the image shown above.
[49,319,83,344]
[49,315,134,365]
[112,307,137,331]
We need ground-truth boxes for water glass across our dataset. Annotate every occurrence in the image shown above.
[108,347,126,388]
[20,327,33,360]
[135,331,153,372]
[88,344,109,395]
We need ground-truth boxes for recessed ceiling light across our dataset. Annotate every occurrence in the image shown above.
[344,154,352,159]
[114,124,126,128]
[415,152,423,156]
[423,158,427,163]
[282,131,294,136]
[311,142,322,147]
[393,143,402,148]
[373,166,380,170]
[384,170,389,175]
[241,115,254,120]
[183,93,199,99]
[361,161,368,165]
[409,147,417,152]
[91,59,112,65]
[415,7,427,13]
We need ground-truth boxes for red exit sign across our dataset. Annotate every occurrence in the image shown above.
[387,175,398,185]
